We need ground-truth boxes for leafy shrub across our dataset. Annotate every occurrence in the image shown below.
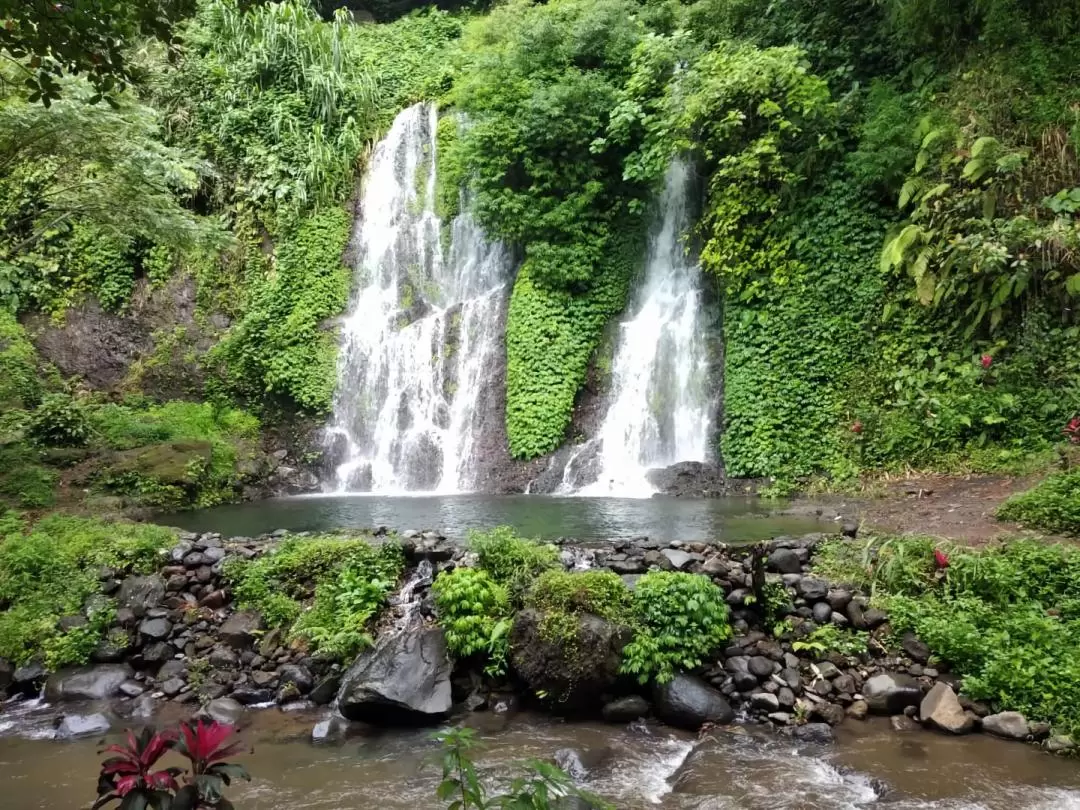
[0,513,172,666]
[432,568,512,676]
[292,543,405,660]
[468,527,559,602]
[526,569,632,624]
[621,572,731,684]
[997,469,1080,535]
[226,534,403,659]
[0,312,40,410]
[27,393,93,447]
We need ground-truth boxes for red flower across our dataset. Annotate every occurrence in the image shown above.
[934,549,950,569]
[1065,417,1080,445]
[980,354,993,369]
[851,420,864,434]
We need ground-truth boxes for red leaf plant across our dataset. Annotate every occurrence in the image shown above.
[94,721,249,810]
[934,549,950,569]
[1064,416,1080,445]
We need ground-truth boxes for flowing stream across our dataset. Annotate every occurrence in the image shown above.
[562,161,713,496]
[323,103,510,494]
[2,708,1079,809]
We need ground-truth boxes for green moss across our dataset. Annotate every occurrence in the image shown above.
[0,512,173,667]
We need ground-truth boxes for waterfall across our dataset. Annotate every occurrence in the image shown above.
[323,103,510,493]
[565,160,712,496]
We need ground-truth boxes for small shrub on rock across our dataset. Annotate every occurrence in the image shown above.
[433,568,511,676]
[621,572,731,685]
[468,526,558,602]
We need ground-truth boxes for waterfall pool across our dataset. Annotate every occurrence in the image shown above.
[162,494,830,543]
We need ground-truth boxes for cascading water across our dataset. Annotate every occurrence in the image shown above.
[563,160,712,496]
[323,103,510,494]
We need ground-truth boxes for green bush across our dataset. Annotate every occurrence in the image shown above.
[0,312,40,410]
[525,569,632,624]
[226,534,403,659]
[27,393,93,448]
[433,567,512,676]
[0,512,172,666]
[621,572,731,684]
[997,469,1080,536]
[292,542,405,660]
[468,527,559,602]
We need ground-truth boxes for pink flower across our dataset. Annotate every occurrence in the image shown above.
[934,549,950,569]
[980,354,993,369]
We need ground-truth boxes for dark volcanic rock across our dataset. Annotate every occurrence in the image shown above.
[601,696,650,723]
[510,609,629,712]
[46,665,131,701]
[337,626,452,724]
[645,462,727,498]
[653,674,734,731]
[219,612,264,650]
[117,575,165,619]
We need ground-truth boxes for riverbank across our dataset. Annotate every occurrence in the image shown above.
[2,521,1076,766]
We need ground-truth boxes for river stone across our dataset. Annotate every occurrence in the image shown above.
[199,697,244,726]
[219,611,264,650]
[847,700,869,720]
[139,617,172,641]
[790,722,834,744]
[653,674,734,731]
[661,548,693,571]
[796,577,829,601]
[863,672,922,715]
[337,626,452,724]
[117,575,165,619]
[13,661,46,695]
[278,664,314,694]
[1047,735,1076,754]
[46,665,131,701]
[554,747,611,781]
[827,589,853,612]
[231,687,274,705]
[901,632,932,664]
[310,674,342,706]
[920,683,973,734]
[601,696,650,723]
[812,602,833,623]
[161,678,185,698]
[767,548,802,575]
[509,609,629,712]
[982,711,1030,740]
[312,714,351,745]
[56,713,111,740]
[891,714,921,732]
[751,692,780,712]
[748,656,774,679]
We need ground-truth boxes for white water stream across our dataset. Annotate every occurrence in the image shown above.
[323,103,510,493]
[564,160,713,496]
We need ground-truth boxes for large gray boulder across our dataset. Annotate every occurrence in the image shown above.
[56,712,111,739]
[510,609,630,713]
[46,665,131,701]
[863,672,922,715]
[982,711,1030,740]
[920,683,974,734]
[653,674,734,731]
[337,625,452,724]
[219,611,264,650]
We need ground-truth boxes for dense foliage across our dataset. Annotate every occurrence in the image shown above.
[432,567,512,676]
[0,512,173,667]
[816,535,1080,738]
[467,526,559,602]
[225,534,404,659]
[621,571,731,684]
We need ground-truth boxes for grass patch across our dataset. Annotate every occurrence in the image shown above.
[0,512,173,667]
[997,468,1080,536]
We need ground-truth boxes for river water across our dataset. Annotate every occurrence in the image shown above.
[2,704,1078,809]
[163,494,826,542]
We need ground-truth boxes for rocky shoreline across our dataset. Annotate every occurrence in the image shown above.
[0,527,1073,759]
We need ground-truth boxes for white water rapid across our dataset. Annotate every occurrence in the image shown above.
[564,160,712,497]
[323,103,510,494]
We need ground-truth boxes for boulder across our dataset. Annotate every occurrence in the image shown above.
[199,698,244,726]
[56,713,111,740]
[796,577,828,601]
[920,683,974,734]
[278,664,314,694]
[46,665,131,701]
[13,660,47,695]
[751,692,780,713]
[337,626,452,724]
[767,548,802,575]
[601,696,650,723]
[661,548,693,571]
[645,462,726,498]
[310,674,342,706]
[653,674,734,731]
[982,711,1030,740]
[138,617,172,641]
[863,672,922,715]
[553,747,611,781]
[312,714,351,745]
[116,575,165,619]
[509,609,629,712]
[231,687,274,706]
[219,611,264,650]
